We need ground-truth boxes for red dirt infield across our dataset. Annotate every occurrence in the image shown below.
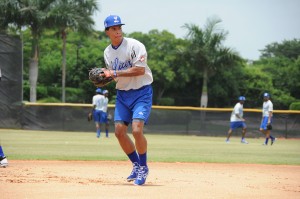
[1,160,300,199]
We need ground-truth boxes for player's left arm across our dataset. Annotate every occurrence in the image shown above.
[234,105,245,121]
[268,111,273,124]
[268,102,273,124]
[266,111,273,130]
[235,113,244,121]
[114,66,145,77]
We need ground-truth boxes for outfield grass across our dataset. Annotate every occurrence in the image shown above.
[0,129,300,165]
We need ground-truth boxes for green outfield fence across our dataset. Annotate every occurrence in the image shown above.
[1,102,299,138]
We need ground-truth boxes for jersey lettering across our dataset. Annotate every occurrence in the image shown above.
[111,57,133,70]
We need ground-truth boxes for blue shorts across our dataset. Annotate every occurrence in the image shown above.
[114,85,152,124]
[230,121,246,129]
[93,110,105,123]
[260,116,272,130]
[102,112,108,123]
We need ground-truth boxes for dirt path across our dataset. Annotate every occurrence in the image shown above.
[1,160,300,199]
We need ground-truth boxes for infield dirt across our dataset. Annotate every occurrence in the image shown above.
[1,160,300,199]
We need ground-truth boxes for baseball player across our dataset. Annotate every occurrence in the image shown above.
[0,145,8,167]
[226,96,248,144]
[91,88,105,138]
[102,90,110,138]
[260,93,276,145]
[102,15,153,185]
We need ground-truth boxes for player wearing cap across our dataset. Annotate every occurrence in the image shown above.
[102,90,110,138]
[103,15,153,185]
[260,93,276,145]
[226,96,248,144]
[91,88,105,138]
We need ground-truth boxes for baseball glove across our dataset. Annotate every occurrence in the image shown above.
[88,112,93,122]
[267,124,272,130]
[89,68,114,87]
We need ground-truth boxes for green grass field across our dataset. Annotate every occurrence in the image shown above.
[1,129,299,165]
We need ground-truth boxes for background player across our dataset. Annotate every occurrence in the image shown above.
[91,88,105,138]
[226,96,248,144]
[102,15,153,185]
[102,90,110,138]
[0,145,8,167]
[260,93,276,145]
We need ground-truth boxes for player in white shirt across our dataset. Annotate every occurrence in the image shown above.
[226,96,248,144]
[259,93,276,145]
[92,88,105,138]
[103,15,153,185]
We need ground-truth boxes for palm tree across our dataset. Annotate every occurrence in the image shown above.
[0,0,99,102]
[0,0,57,102]
[182,17,241,107]
[45,0,99,102]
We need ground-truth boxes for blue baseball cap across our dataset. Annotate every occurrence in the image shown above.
[238,96,246,101]
[104,15,125,29]
[96,88,102,93]
[263,93,270,97]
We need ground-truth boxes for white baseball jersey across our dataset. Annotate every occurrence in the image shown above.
[103,97,108,113]
[104,37,153,90]
[92,94,105,111]
[262,100,273,117]
[230,102,244,122]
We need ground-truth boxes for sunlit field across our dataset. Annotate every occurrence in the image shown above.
[1,129,299,165]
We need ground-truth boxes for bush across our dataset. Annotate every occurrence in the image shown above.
[47,87,61,100]
[37,97,60,103]
[37,86,48,99]
[23,85,58,101]
[289,102,300,110]
[23,86,86,103]
[158,97,175,106]
[65,87,85,103]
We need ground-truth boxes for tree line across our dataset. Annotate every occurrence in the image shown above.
[1,0,299,109]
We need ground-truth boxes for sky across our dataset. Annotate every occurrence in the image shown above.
[92,0,300,60]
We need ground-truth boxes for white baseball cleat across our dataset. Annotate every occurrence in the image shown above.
[241,139,249,144]
[0,156,8,168]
